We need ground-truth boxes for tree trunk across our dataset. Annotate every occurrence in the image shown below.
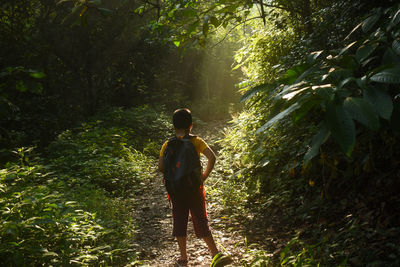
[301,0,313,35]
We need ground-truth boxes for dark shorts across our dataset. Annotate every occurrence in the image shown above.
[170,186,211,238]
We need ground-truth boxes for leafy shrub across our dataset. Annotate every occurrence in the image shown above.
[93,105,172,153]
[47,120,153,197]
[220,3,400,266]
[245,4,400,161]
[0,105,169,265]
[0,149,119,265]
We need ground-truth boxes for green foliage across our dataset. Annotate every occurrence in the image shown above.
[58,0,113,26]
[279,235,347,267]
[0,150,127,265]
[216,109,311,216]
[93,106,172,153]
[215,2,400,266]
[244,4,400,161]
[234,27,295,85]
[136,0,254,47]
[47,107,158,197]
[0,106,168,265]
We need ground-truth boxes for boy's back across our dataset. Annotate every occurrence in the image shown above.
[160,135,209,158]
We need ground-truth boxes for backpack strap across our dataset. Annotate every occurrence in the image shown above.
[167,134,196,142]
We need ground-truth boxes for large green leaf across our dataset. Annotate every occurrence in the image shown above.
[362,11,381,32]
[240,83,274,102]
[343,97,380,131]
[279,64,309,84]
[393,39,400,55]
[293,99,321,122]
[322,67,354,85]
[256,102,301,133]
[339,41,357,56]
[337,55,358,70]
[382,48,400,66]
[306,50,324,65]
[391,8,400,26]
[315,85,335,101]
[356,76,368,89]
[294,65,319,84]
[275,81,308,100]
[338,77,357,90]
[363,86,393,120]
[304,122,330,163]
[356,43,378,63]
[282,86,310,100]
[325,103,355,156]
[370,67,400,84]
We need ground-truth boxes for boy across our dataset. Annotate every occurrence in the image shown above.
[158,108,231,267]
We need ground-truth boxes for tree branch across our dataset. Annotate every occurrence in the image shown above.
[254,1,303,14]
[211,16,263,47]
[259,0,266,26]
[140,0,161,19]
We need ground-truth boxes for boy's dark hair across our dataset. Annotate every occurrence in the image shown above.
[173,108,192,129]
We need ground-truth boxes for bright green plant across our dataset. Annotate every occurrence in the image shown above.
[0,106,169,265]
[0,150,116,265]
[93,106,172,152]
[47,121,153,197]
[215,4,400,267]
[242,4,400,161]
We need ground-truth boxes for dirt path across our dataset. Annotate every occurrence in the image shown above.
[132,171,246,266]
[131,120,247,266]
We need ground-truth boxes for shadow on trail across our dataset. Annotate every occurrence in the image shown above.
[215,204,293,263]
[132,172,174,261]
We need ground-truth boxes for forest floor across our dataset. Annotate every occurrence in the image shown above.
[131,120,291,266]
[132,168,245,266]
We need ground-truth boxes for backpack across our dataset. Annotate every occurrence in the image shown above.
[163,135,202,197]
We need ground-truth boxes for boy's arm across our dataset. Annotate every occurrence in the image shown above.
[202,147,216,181]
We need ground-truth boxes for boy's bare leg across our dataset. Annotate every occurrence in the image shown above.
[176,236,188,260]
[202,234,219,258]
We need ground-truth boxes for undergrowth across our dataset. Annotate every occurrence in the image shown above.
[0,105,168,265]
[213,2,400,266]
[217,108,400,266]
